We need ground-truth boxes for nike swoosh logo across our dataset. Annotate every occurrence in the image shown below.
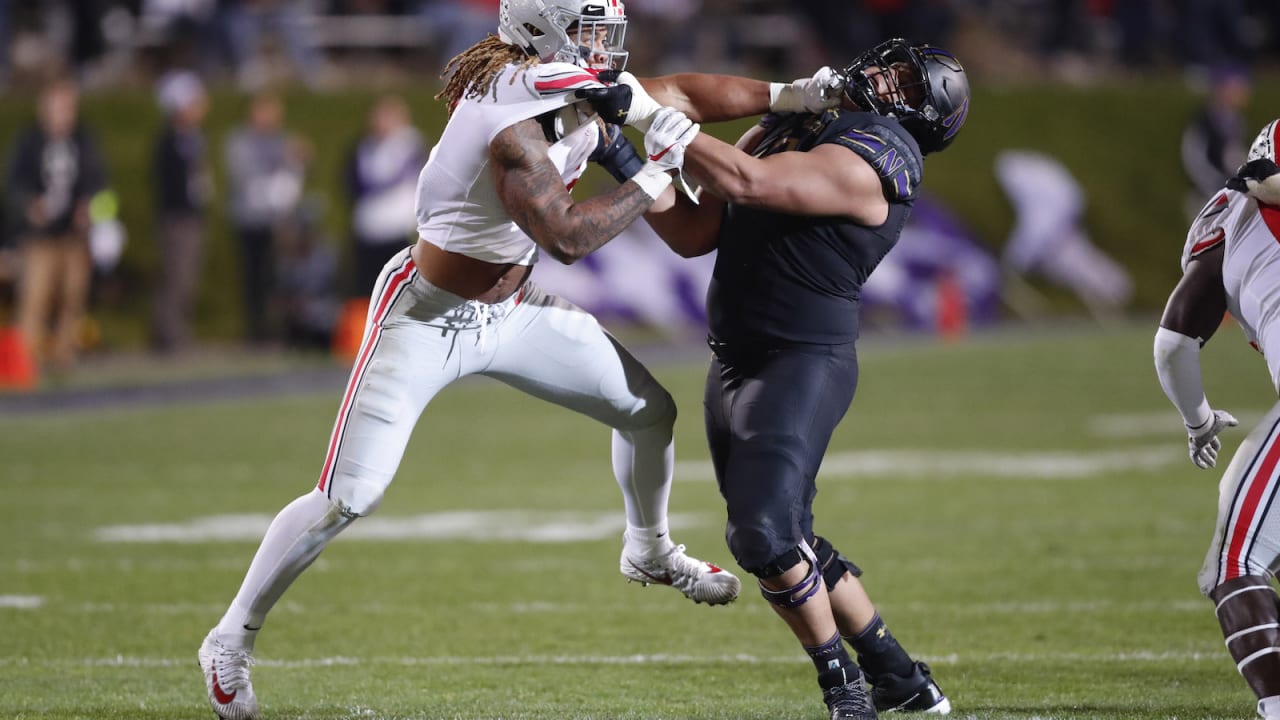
[212,670,237,705]
[649,144,676,162]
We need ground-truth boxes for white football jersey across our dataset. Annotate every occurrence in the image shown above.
[415,62,608,265]
[1183,189,1280,391]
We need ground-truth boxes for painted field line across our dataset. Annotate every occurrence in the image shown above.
[94,511,703,544]
[0,595,43,609]
[0,649,1227,669]
[676,446,1181,482]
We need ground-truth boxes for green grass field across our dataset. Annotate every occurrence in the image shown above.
[2,321,1272,720]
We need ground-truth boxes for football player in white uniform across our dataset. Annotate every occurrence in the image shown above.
[1155,119,1280,720]
[197,1,849,718]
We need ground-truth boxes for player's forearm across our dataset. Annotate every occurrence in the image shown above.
[682,133,763,206]
[644,189,723,258]
[640,73,771,123]
[532,180,658,265]
[1154,326,1212,429]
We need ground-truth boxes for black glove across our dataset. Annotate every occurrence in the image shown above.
[1227,158,1280,193]
[590,123,645,184]
[574,83,632,125]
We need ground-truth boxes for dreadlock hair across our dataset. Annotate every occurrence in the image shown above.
[436,34,540,115]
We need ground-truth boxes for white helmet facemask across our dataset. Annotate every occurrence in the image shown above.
[499,0,629,71]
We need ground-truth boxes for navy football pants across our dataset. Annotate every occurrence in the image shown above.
[704,340,859,576]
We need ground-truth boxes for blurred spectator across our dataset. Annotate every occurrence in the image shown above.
[995,149,1133,321]
[792,0,953,66]
[3,76,107,374]
[625,0,710,75]
[344,93,424,298]
[224,90,308,345]
[140,0,226,78]
[1176,0,1251,70]
[0,0,13,87]
[150,69,212,356]
[415,0,498,70]
[1181,62,1251,219]
[220,0,326,90]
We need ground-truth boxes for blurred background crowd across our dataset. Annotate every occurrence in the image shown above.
[0,0,1278,389]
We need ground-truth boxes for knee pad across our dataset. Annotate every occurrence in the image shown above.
[632,383,677,432]
[758,542,823,609]
[812,535,863,591]
[325,470,388,517]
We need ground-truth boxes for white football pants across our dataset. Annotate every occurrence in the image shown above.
[1199,398,1280,594]
[216,246,676,637]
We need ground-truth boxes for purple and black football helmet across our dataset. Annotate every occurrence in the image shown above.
[840,38,970,155]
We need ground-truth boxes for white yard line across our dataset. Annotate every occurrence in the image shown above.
[676,446,1182,481]
[92,444,1189,544]
[0,595,43,609]
[94,511,703,544]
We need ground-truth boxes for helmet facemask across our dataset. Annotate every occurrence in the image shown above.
[839,38,969,154]
[499,0,629,71]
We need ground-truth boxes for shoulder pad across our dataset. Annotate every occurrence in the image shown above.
[826,114,923,202]
[1181,191,1231,271]
[527,62,608,97]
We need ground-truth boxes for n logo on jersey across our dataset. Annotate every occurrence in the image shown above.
[837,128,914,200]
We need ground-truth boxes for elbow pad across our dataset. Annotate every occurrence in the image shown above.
[1153,326,1212,429]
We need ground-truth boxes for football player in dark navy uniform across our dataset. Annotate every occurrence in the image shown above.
[636,39,970,719]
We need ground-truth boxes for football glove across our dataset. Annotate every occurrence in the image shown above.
[1227,158,1280,205]
[590,123,645,184]
[615,71,664,132]
[769,66,845,113]
[574,83,632,125]
[1186,409,1239,469]
[642,107,699,173]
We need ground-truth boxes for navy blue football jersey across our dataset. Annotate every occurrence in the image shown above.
[706,109,924,345]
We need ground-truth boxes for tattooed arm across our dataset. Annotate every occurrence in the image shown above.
[490,117,657,265]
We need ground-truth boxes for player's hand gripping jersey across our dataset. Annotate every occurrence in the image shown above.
[1183,187,1280,392]
[708,109,924,346]
[415,62,611,265]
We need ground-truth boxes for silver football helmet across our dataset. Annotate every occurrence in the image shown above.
[1246,119,1279,164]
[498,0,628,70]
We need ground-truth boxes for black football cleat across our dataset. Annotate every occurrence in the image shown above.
[867,661,950,714]
[818,665,879,720]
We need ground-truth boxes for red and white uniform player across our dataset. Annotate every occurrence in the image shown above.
[197,41,740,720]
[1156,118,1280,720]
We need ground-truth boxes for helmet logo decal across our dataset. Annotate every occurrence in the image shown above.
[942,95,968,141]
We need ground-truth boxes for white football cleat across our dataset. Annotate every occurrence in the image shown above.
[198,630,259,720]
[620,540,742,605]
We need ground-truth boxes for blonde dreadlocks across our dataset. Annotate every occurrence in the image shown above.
[436,35,540,114]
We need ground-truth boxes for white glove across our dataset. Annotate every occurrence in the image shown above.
[769,66,845,113]
[1186,409,1239,469]
[617,71,664,132]
[636,107,700,202]
[643,106,699,172]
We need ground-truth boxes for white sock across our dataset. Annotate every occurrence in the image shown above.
[611,425,673,537]
[1259,696,1280,720]
[623,522,674,558]
[214,489,354,649]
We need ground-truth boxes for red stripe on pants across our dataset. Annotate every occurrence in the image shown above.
[1224,428,1280,580]
[316,258,416,492]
